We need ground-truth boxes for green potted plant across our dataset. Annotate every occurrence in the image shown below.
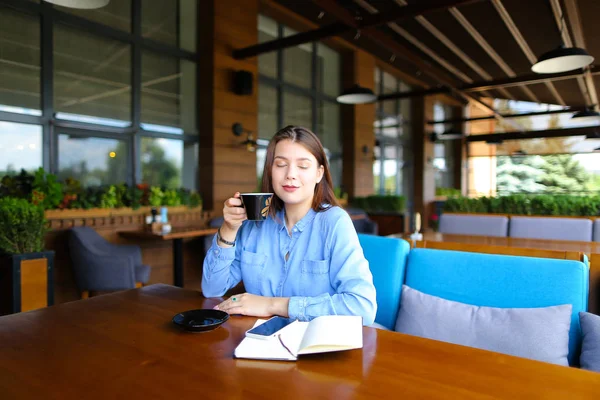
[0,197,54,315]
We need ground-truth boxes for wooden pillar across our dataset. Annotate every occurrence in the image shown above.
[341,50,376,199]
[198,0,259,212]
[412,96,435,228]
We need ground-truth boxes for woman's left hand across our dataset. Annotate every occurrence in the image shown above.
[214,293,289,318]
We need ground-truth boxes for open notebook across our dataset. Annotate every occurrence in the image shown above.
[234,315,363,361]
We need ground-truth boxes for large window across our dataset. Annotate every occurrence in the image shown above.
[468,100,600,197]
[0,1,199,189]
[373,68,412,196]
[256,15,342,188]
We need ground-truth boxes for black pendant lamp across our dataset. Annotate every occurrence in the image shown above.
[336,85,377,104]
[572,108,600,124]
[532,45,594,74]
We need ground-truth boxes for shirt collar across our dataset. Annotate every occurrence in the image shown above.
[276,207,318,232]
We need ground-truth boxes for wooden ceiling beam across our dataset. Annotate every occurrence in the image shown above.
[448,7,538,103]
[491,0,565,106]
[233,0,480,59]
[563,0,599,110]
[549,0,591,107]
[392,0,514,100]
[377,67,599,100]
[466,125,599,142]
[428,108,582,125]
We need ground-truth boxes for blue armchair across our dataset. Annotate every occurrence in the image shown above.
[69,227,151,298]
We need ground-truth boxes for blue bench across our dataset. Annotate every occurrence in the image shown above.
[358,234,589,366]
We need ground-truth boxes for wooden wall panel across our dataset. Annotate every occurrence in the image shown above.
[199,0,259,211]
[342,49,376,199]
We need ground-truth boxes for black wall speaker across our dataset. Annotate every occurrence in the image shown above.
[233,70,253,95]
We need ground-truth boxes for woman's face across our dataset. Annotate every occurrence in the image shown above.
[271,139,324,209]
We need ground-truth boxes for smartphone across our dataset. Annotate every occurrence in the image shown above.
[245,316,295,340]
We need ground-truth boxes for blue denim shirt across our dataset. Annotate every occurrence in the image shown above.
[202,206,377,325]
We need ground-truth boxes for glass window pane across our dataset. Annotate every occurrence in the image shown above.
[283,27,312,88]
[55,1,131,32]
[58,134,128,186]
[142,0,197,52]
[317,101,341,188]
[141,52,196,132]
[259,83,277,140]
[399,81,411,128]
[283,91,311,128]
[0,8,40,113]
[141,137,196,189]
[54,25,131,123]
[382,72,398,118]
[373,146,381,193]
[383,145,398,194]
[258,15,277,79]
[316,43,340,97]
[0,122,42,176]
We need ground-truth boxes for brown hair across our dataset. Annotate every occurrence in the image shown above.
[261,125,339,218]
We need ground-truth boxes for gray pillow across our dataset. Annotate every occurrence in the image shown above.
[579,311,600,372]
[395,285,572,366]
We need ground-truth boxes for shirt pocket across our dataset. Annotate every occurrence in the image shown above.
[240,250,267,288]
[301,259,330,275]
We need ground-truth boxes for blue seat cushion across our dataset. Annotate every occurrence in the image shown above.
[358,234,410,330]
[396,285,571,365]
[404,248,589,366]
[593,219,600,242]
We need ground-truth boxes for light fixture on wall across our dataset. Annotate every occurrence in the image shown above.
[232,123,257,152]
[43,0,110,9]
[336,85,377,104]
[572,107,600,124]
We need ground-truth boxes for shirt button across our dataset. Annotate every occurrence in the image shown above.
[214,250,219,255]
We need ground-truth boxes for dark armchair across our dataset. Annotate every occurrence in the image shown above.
[69,227,151,299]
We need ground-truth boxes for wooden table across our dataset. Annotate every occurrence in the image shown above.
[119,227,218,287]
[391,232,600,255]
[1,284,598,399]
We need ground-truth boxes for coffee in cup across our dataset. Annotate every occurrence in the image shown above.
[240,193,273,221]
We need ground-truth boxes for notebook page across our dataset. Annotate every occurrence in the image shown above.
[297,315,363,355]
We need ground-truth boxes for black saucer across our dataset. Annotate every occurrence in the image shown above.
[172,309,229,332]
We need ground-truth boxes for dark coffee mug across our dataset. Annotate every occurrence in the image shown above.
[240,193,273,221]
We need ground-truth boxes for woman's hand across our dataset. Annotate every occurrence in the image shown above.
[214,293,290,318]
[220,192,247,243]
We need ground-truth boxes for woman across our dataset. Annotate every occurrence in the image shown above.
[202,125,377,325]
